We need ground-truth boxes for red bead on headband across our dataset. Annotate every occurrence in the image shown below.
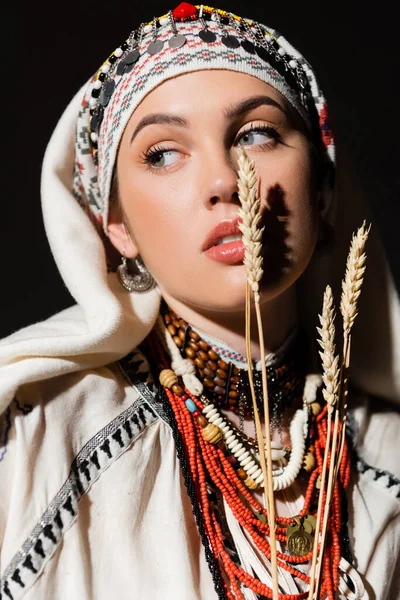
[172,2,198,21]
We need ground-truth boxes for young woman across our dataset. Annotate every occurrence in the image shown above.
[1,4,399,599]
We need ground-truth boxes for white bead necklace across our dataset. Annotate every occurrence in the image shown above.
[201,373,322,491]
[202,402,306,490]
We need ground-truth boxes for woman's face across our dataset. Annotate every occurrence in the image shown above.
[109,70,320,314]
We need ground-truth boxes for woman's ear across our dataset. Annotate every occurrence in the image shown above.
[107,208,138,259]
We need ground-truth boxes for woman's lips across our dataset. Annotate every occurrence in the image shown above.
[204,240,245,264]
[202,217,245,264]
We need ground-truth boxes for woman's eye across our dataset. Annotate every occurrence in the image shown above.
[143,147,179,169]
[237,126,279,148]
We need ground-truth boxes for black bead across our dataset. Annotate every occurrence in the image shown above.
[269,39,280,52]
[116,61,127,76]
[221,35,240,49]
[255,44,271,62]
[105,79,115,96]
[99,89,110,107]
[124,61,136,74]
[241,39,255,54]
[199,29,217,43]
[123,49,140,65]
[90,107,103,133]
[91,88,100,98]
[98,72,106,81]
[90,113,99,131]
[121,41,129,51]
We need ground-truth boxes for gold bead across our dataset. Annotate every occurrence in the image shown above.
[202,423,223,444]
[303,451,316,472]
[311,401,322,416]
[217,440,226,452]
[196,414,208,428]
[244,476,259,490]
[159,369,178,389]
[237,468,247,480]
[172,384,184,396]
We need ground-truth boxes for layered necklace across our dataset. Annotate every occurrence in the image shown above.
[140,307,351,600]
[161,305,306,421]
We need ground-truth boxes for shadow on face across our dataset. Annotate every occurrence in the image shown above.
[260,184,294,290]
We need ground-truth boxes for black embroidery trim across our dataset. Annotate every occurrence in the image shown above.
[336,409,400,574]
[10,572,23,589]
[90,450,100,470]
[347,410,400,499]
[355,457,400,498]
[112,429,124,448]
[0,364,158,600]
[3,581,13,599]
[54,510,63,531]
[21,557,36,575]
[33,540,45,559]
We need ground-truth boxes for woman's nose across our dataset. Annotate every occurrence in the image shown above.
[200,148,241,209]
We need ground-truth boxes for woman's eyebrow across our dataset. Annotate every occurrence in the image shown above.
[130,95,286,144]
[130,114,188,144]
[223,94,286,119]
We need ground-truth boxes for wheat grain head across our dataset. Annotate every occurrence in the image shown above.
[316,285,340,407]
[237,148,265,299]
[340,220,371,336]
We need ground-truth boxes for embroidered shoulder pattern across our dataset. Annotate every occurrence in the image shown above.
[0,383,158,600]
[0,399,33,465]
[356,456,400,499]
[121,346,155,390]
[347,409,400,500]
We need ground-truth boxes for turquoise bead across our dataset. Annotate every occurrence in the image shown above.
[185,399,197,413]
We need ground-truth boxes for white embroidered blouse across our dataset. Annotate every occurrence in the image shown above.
[1,339,399,600]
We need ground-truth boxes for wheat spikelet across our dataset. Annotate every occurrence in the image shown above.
[310,222,371,599]
[237,148,279,600]
[308,285,340,598]
[316,285,340,410]
[340,220,371,336]
[237,148,264,299]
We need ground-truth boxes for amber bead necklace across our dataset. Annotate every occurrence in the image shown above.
[161,303,307,423]
[157,302,318,484]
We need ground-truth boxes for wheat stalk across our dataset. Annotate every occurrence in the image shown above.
[334,220,371,478]
[307,286,340,599]
[312,221,371,599]
[237,148,278,600]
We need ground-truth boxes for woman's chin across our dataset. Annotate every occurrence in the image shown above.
[158,261,294,315]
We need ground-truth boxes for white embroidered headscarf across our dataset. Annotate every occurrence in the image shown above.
[0,5,399,413]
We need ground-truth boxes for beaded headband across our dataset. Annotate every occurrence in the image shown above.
[74,3,335,235]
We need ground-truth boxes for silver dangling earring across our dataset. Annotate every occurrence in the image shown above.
[117,254,156,293]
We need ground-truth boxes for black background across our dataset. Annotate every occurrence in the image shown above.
[3,1,399,339]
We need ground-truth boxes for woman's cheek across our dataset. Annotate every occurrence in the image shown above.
[262,151,318,259]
